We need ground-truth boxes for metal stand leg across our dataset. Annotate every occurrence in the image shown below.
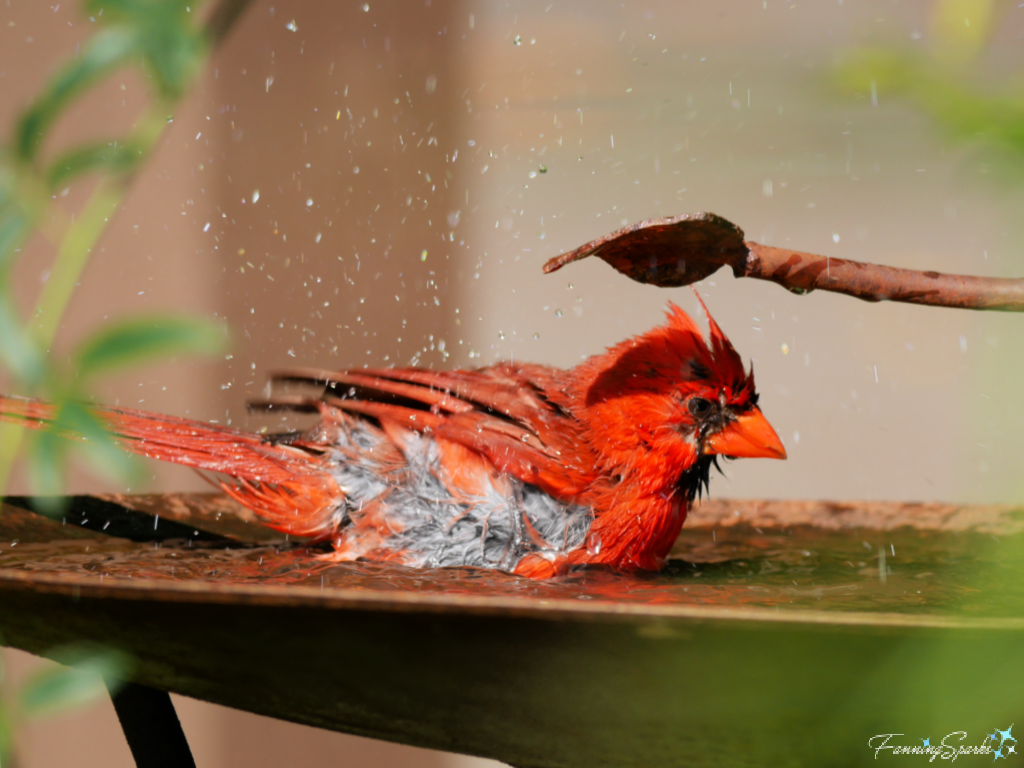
[108,682,196,768]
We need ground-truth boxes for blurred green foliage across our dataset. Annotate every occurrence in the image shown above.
[0,643,129,763]
[0,0,232,500]
[834,49,1024,154]
[0,3,252,762]
[835,4,1024,745]
[833,0,1024,161]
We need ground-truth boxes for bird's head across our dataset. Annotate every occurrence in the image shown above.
[568,298,786,498]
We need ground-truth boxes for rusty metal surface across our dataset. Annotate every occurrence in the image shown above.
[0,493,1021,623]
[542,212,746,287]
[2,494,283,544]
[0,553,1022,768]
[687,498,1024,536]
[544,213,1024,311]
[93,492,283,542]
[1,494,1024,767]
[7,493,1021,546]
[744,243,1024,310]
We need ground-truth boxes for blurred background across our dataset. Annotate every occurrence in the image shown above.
[2,0,1023,765]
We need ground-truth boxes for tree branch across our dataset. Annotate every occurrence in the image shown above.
[543,212,1024,311]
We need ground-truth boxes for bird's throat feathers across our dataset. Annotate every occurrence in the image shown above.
[560,300,754,492]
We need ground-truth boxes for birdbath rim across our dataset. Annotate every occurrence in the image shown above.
[0,568,1020,633]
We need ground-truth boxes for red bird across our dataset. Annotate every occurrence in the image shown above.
[0,300,785,579]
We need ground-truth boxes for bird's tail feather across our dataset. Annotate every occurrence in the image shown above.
[0,394,342,540]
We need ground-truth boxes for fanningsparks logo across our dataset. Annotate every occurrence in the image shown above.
[869,726,1016,761]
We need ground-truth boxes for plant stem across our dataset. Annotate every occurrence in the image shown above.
[544,213,1024,311]
[32,179,124,346]
[0,0,257,497]
[0,107,166,493]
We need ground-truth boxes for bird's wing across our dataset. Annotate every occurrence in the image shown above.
[254,364,598,500]
[0,394,343,540]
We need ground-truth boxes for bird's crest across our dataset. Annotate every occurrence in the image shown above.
[583,297,754,407]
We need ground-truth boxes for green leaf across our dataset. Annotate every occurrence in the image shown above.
[0,284,46,386]
[22,399,137,502]
[59,400,138,483]
[46,141,145,190]
[833,49,1024,159]
[20,647,129,717]
[27,427,69,509]
[0,206,31,270]
[931,0,995,62]
[0,162,33,270]
[74,315,227,377]
[85,0,207,98]
[16,27,138,163]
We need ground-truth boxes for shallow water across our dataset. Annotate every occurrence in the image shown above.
[1,519,1021,619]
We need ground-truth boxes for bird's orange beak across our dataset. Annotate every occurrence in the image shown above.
[703,407,787,460]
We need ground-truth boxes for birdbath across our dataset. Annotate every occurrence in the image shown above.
[1,493,1022,767]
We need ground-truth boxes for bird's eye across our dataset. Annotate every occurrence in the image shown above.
[687,397,713,419]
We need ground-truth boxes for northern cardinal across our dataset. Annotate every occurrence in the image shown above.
[0,299,785,579]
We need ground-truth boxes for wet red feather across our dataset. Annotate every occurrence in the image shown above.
[0,300,783,579]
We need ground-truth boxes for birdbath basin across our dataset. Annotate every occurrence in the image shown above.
[0,494,1022,767]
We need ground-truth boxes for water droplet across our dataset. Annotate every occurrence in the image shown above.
[528,170,537,179]
[533,333,540,340]
[315,232,322,243]
[285,19,297,32]
[513,35,522,45]
[586,533,602,555]
[421,250,428,261]
[498,331,505,339]
[554,309,563,317]
[362,3,370,11]
[832,233,840,243]
[306,198,314,206]
[566,283,573,290]
[781,343,789,355]
[251,190,260,203]
[352,166,360,174]
[538,165,547,173]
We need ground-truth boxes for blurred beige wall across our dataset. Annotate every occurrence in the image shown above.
[3,0,1024,766]
[2,0,496,766]
[1,0,229,495]
[449,0,1024,506]
[213,0,465,432]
